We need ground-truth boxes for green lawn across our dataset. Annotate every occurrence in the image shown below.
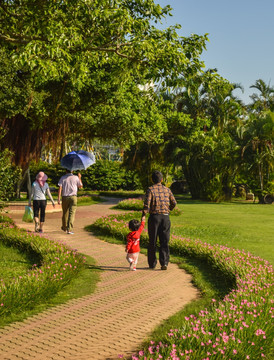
[77,194,105,206]
[0,240,100,326]
[0,242,40,281]
[173,199,274,265]
[0,216,100,326]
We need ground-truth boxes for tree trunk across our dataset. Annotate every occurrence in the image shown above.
[26,168,32,199]
[222,174,233,201]
[182,160,201,199]
[16,167,31,199]
[59,139,65,162]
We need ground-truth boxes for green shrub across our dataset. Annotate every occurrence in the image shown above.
[0,149,21,201]
[82,160,141,191]
[28,161,65,190]
[28,160,142,191]
[114,198,144,211]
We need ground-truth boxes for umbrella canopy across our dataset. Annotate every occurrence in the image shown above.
[61,150,95,171]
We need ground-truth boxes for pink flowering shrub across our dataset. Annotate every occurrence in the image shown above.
[92,213,274,359]
[0,217,86,317]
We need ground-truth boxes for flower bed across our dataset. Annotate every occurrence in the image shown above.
[0,216,86,317]
[114,198,182,216]
[92,213,274,359]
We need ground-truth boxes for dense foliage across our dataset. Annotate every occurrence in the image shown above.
[124,74,274,201]
[0,0,207,168]
[82,160,142,191]
[0,147,21,202]
[0,1,273,201]
[28,160,141,192]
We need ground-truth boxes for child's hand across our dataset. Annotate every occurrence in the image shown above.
[141,215,146,222]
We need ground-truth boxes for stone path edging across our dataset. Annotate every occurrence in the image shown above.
[0,199,199,360]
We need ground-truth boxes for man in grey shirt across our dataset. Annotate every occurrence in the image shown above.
[58,170,83,234]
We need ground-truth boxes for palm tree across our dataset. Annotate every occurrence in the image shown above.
[166,70,244,201]
[240,111,274,202]
[206,82,245,132]
[249,79,274,113]
[174,70,245,133]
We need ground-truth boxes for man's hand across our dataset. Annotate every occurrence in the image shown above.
[77,172,83,188]
[58,186,62,205]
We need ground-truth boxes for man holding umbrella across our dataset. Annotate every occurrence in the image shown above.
[58,170,83,234]
[58,150,95,234]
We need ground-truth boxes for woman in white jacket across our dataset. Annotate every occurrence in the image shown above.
[29,172,55,233]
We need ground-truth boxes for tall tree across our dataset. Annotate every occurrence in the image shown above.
[0,0,208,169]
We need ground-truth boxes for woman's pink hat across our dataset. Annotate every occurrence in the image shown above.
[36,172,48,187]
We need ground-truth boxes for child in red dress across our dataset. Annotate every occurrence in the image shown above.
[125,216,145,271]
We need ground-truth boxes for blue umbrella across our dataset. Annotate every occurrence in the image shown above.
[61,150,95,171]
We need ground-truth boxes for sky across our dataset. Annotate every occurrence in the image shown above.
[156,0,274,104]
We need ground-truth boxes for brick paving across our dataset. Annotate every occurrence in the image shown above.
[1,199,199,360]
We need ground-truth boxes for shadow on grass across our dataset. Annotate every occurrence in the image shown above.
[0,241,42,270]
[0,254,100,328]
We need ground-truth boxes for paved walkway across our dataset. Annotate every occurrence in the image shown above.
[0,199,199,360]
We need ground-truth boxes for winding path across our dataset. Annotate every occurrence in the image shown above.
[0,199,199,360]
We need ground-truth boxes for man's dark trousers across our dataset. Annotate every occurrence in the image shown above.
[147,214,171,268]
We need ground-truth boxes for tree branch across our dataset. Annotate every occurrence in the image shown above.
[0,33,45,44]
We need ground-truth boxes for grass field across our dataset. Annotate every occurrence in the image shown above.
[173,198,274,265]
[91,198,274,359]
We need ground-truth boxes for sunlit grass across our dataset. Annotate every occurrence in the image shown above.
[77,194,105,206]
[174,199,274,265]
[90,205,273,360]
[0,216,99,327]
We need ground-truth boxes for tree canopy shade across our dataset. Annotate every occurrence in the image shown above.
[0,0,208,168]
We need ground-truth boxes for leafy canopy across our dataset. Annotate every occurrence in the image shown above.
[0,0,209,164]
[0,0,208,84]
